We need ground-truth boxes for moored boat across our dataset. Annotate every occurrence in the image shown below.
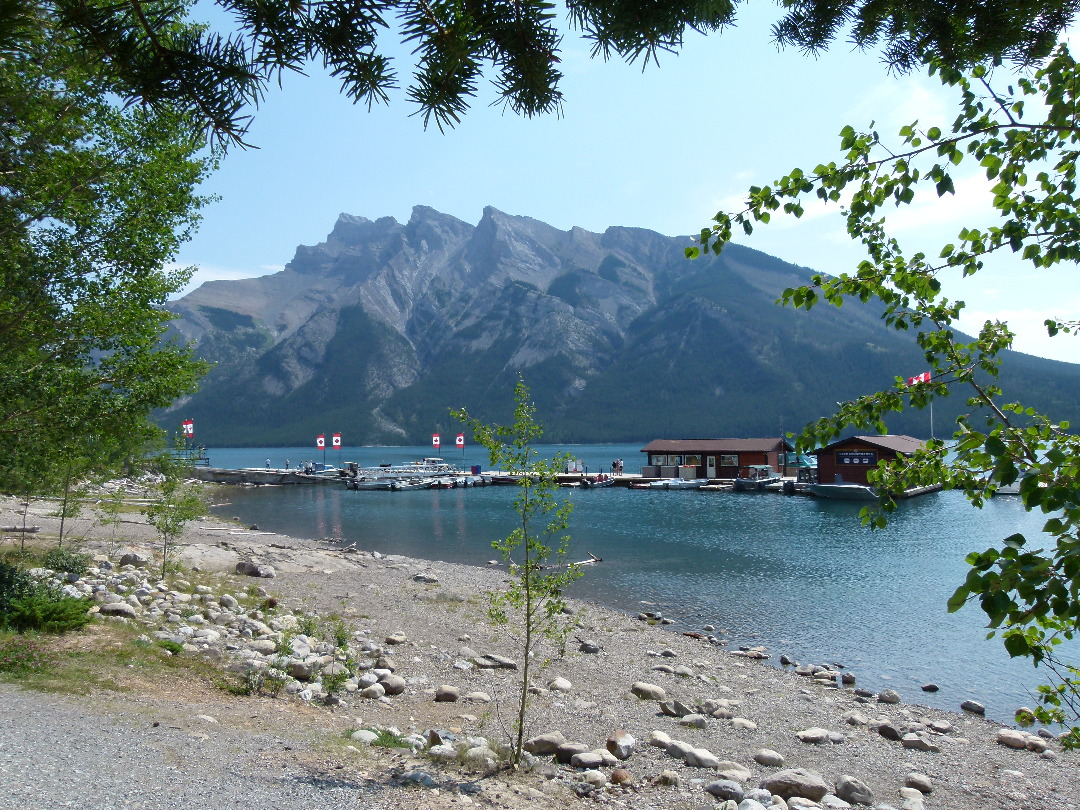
[733,464,782,491]
[580,473,616,488]
[807,482,879,500]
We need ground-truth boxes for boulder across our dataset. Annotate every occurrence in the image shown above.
[98,602,138,619]
[760,769,830,802]
[434,685,459,702]
[996,728,1029,749]
[753,749,785,768]
[606,729,635,760]
[835,774,874,805]
[704,780,745,802]
[631,682,667,701]
[524,732,566,755]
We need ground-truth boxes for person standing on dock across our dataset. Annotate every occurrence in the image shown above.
[266,458,270,469]
[285,459,290,469]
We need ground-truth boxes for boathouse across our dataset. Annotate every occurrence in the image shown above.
[640,438,792,480]
[812,435,926,486]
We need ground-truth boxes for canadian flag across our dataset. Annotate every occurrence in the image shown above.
[455,433,465,448]
[907,371,932,385]
[181,419,194,437]
[332,433,341,448]
[432,433,440,447]
[316,434,325,449]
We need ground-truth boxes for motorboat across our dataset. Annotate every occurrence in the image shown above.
[580,474,616,488]
[733,465,782,491]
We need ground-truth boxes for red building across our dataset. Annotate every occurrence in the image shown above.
[640,438,792,480]
[812,435,926,486]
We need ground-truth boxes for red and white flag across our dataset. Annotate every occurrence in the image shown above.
[455,433,465,448]
[432,433,440,447]
[181,419,194,437]
[332,433,341,448]
[316,434,325,449]
[907,371,932,385]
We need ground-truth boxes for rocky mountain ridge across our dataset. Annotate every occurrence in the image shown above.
[164,206,1080,445]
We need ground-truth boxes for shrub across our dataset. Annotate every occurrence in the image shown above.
[0,561,93,634]
[42,547,91,577]
[4,593,93,634]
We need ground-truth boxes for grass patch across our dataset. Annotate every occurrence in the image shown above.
[0,633,57,674]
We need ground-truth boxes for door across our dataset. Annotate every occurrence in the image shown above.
[706,456,716,478]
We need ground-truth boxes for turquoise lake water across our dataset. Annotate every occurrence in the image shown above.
[202,443,1063,724]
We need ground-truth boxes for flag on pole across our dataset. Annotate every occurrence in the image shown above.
[181,419,194,437]
[455,433,465,448]
[316,434,325,449]
[432,433,440,447]
[332,433,341,448]
[907,371,932,385]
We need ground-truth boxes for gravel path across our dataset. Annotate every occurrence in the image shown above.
[0,684,384,810]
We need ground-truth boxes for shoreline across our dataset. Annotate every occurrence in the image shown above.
[2,491,1079,808]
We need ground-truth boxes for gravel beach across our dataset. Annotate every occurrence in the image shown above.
[2,489,1078,810]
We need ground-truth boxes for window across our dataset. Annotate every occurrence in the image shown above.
[719,454,738,467]
[685,454,701,466]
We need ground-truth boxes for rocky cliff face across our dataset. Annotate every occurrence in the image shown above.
[164,206,1080,445]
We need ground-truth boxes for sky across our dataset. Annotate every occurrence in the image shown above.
[175,2,1079,365]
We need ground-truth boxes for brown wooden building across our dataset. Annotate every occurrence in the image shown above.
[812,435,926,486]
[640,438,792,480]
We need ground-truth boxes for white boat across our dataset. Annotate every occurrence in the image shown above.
[649,478,708,490]
[807,482,879,500]
[390,478,434,491]
[733,465,782,491]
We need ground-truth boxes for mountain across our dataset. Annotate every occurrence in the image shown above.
[163,205,1080,446]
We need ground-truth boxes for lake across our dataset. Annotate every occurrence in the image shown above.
[202,443,1061,724]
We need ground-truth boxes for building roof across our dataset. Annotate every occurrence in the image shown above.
[640,438,791,454]
[813,435,927,456]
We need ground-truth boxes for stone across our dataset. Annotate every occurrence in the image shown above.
[921,683,939,692]
[570,752,606,770]
[705,780,745,802]
[666,739,696,760]
[549,676,572,692]
[647,730,672,750]
[385,632,408,645]
[760,769,830,802]
[901,733,940,753]
[738,801,769,810]
[842,710,870,726]
[878,688,901,704]
[582,769,607,787]
[350,729,379,744]
[360,683,385,699]
[876,721,902,741]
[797,727,830,744]
[606,729,636,760]
[683,747,718,769]
[631,682,667,701]
[680,713,708,729]
[996,728,1028,749]
[464,691,491,703]
[610,768,632,785]
[661,699,696,717]
[428,743,458,762]
[98,602,138,619]
[555,743,589,764]
[754,749,785,767]
[435,685,459,702]
[578,640,601,654]
[379,674,406,695]
[715,761,752,782]
[731,718,758,731]
[525,732,566,755]
[118,552,149,568]
[904,772,933,794]
[834,775,874,805]
[960,699,986,715]
[657,770,681,787]
[899,786,926,810]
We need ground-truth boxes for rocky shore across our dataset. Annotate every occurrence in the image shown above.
[2,490,1078,810]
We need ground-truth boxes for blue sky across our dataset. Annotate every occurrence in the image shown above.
[176,3,1079,365]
